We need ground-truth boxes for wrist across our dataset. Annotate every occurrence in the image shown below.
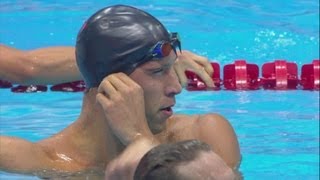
[122,135,160,164]
[131,134,160,149]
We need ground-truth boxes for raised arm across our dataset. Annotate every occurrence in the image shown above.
[96,73,161,179]
[1,45,214,87]
[0,44,82,85]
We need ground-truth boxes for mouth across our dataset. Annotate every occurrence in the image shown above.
[160,106,172,111]
[160,104,174,115]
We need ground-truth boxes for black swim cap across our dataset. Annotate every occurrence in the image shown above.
[76,4,171,88]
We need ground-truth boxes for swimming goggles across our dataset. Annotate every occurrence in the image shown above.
[151,32,181,58]
[127,32,182,74]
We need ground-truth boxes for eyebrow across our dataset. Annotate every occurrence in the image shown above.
[146,62,173,72]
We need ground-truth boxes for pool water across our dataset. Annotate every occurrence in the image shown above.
[0,0,319,179]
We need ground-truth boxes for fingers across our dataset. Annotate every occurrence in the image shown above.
[98,73,128,92]
[98,72,139,95]
[193,66,214,88]
[178,51,215,88]
[97,73,132,109]
[98,79,116,97]
[196,59,214,77]
[97,72,148,145]
[96,92,111,111]
[174,64,188,88]
[186,51,214,76]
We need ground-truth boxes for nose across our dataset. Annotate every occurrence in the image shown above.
[165,68,182,97]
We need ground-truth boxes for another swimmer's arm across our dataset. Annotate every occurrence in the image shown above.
[174,50,214,88]
[0,136,56,173]
[105,137,159,179]
[0,136,80,176]
[0,44,82,85]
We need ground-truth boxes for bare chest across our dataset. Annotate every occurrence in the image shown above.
[157,115,201,143]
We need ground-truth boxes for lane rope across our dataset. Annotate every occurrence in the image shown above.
[1,59,319,92]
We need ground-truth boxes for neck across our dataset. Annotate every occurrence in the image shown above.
[74,88,125,164]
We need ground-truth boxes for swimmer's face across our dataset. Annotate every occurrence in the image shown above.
[177,151,237,180]
[129,50,182,133]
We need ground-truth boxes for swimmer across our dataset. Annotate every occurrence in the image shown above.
[0,5,240,179]
[133,140,241,180]
[106,139,241,180]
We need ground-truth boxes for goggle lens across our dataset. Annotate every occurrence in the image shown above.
[126,32,182,74]
[153,42,173,58]
[152,32,181,58]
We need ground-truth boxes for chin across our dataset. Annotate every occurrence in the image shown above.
[149,121,167,135]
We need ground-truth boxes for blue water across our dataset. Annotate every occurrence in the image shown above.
[0,0,319,179]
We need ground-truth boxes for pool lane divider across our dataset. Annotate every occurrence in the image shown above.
[187,59,319,91]
[0,59,319,92]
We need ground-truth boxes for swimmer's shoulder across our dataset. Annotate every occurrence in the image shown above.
[169,114,241,168]
[170,113,228,127]
[168,114,198,129]
[166,113,232,141]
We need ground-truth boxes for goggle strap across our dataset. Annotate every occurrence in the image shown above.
[177,40,182,53]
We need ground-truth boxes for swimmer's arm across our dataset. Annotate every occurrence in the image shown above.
[0,45,213,87]
[0,136,81,174]
[0,44,82,85]
[105,137,159,179]
[196,114,241,169]
[0,136,55,173]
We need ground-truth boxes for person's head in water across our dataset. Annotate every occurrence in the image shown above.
[76,4,183,134]
[76,4,181,88]
[134,139,238,180]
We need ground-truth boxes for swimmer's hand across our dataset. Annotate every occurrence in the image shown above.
[96,73,153,146]
[174,50,214,88]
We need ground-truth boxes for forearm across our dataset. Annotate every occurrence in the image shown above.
[24,46,82,84]
[0,45,29,83]
[0,45,82,85]
[0,136,52,173]
[105,136,160,180]
[120,136,160,162]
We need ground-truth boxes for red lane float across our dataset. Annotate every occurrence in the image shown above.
[261,60,298,90]
[300,60,320,90]
[223,60,260,90]
[50,80,86,92]
[0,80,12,88]
[1,59,319,92]
[11,85,48,93]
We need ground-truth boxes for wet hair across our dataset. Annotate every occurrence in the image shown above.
[76,4,171,88]
[134,139,212,180]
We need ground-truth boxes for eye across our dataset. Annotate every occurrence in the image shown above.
[152,68,164,75]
